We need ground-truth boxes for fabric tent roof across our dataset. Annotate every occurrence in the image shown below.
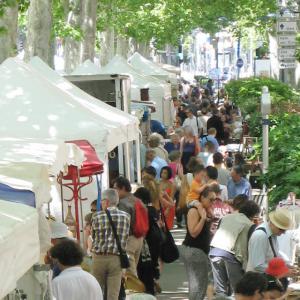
[0,200,39,298]
[71,59,102,75]
[0,162,51,208]
[0,138,85,175]
[157,62,181,75]
[0,58,134,153]
[64,140,104,179]
[88,55,171,101]
[128,52,177,84]
[29,56,139,147]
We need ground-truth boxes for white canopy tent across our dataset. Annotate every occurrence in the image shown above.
[71,59,102,75]
[157,62,181,75]
[0,138,85,176]
[128,52,177,85]
[29,56,141,182]
[0,200,39,299]
[0,138,85,253]
[88,55,173,125]
[29,57,139,143]
[0,162,51,209]
[0,57,139,153]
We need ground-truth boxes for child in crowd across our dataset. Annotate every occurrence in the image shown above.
[186,164,208,208]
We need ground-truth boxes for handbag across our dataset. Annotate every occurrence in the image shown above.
[105,209,130,269]
[159,202,179,263]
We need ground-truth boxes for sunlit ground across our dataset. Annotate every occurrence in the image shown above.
[157,228,189,300]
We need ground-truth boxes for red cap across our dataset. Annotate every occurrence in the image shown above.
[265,257,289,278]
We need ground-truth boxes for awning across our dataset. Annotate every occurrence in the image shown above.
[0,200,39,298]
[0,138,85,176]
[63,140,104,180]
[0,162,51,208]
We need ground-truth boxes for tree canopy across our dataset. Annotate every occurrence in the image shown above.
[95,0,277,48]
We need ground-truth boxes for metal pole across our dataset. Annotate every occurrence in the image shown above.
[216,37,220,103]
[262,116,269,173]
[261,86,270,215]
[237,36,241,79]
[124,141,131,181]
[136,136,142,184]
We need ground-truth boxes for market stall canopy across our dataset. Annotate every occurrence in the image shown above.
[96,55,171,101]
[156,62,181,75]
[0,138,85,176]
[0,58,131,153]
[29,56,139,146]
[128,52,177,84]
[0,200,39,298]
[71,59,101,75]
[64,140,104,179]
[0,162,51,208]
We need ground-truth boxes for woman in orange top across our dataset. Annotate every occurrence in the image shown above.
[159,166,176,230]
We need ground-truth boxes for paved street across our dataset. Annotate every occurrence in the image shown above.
[157,228,189,300]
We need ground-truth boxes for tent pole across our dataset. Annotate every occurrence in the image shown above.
[77,168,85,246]
[124,141,131,182]
[72,168,81,241]
[59,172,64,222]
[136,138,142,184]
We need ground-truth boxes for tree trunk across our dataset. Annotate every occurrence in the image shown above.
[64,0,82,73]
[99,27,115,66]
[116,35,129,58]
[135,41,150,58]
[0,3,18,63]
[64,0,98,73]
[80,0,97,62]
[24,0,53,65]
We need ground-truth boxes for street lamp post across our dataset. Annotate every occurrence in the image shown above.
[237,36,241,79]
[216,37,220,103]
[261,86,271,215]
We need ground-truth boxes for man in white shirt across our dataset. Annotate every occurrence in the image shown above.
[50,239,103,300]
[182,108,199,137]
[247,209,293,274]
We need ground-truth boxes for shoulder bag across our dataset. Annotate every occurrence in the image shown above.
[105,209,130,269]
[159,202,179,263]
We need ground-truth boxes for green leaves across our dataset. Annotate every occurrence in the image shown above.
[262,114,300,207]
[94,0,277,49]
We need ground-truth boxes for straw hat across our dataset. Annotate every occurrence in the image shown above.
[265,257,289,278]
[269,209,292,230]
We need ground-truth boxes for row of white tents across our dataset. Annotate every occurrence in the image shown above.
[71,52,177,126]
[0,53,178,298]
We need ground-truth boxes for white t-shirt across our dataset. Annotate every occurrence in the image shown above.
[52,266,103,300]
[197,115,210,135]
[183,116,199,136]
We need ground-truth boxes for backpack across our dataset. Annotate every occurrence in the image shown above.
[133,199,149,238]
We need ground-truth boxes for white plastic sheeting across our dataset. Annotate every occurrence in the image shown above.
[30,56,139,147]
[0,138,85,176]
[128,52,177,84]
[0,200,39,298]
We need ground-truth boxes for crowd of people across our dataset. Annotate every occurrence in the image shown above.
[45,82,298,300]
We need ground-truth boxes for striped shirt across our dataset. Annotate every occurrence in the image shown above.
[91,207,130,255]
